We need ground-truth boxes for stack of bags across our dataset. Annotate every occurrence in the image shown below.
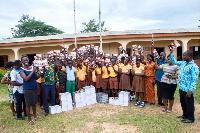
[118,91,130,106]
[59,92,73,112]
[73,90,86,108]
[109,97,119,105]
[49,105,62,114]
[74,86,97,108]
[108,91,130,106]
[96,92,109,104]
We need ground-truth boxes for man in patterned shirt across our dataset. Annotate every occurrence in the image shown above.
[41,60,59,116]
[169,50,199,123]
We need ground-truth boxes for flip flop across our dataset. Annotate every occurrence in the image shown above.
[166,110,172,113]
[162,108,167,112]
[34,116,41,120]
[28,120,35,125]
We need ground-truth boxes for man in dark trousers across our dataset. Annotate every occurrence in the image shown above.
[169,50,199,123]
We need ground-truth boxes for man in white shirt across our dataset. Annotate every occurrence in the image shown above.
[10,60,26,120]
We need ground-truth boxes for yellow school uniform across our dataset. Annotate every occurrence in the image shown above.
[102,66,109,79]
[108,65,118,77]
[121,64,132,73]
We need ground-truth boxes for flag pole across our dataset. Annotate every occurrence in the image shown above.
[99,0,102,52]
[74,0,77,49]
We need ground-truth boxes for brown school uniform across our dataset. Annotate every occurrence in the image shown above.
[95,66,103,88]
[132,65,145,92]
[102,66,109,90]
[108,65,118,89]
[119,64,132,90]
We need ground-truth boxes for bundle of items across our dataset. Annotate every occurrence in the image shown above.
[118,91,130,106]
[96,92,109,104]
[33,54,48,71]
[109,97,119,105]
[59,92,73,112]
[108,91,130,106]
[153,49,160,59]
[83,86,97,105]
[49,105,62,114]
[168,40,180,50]
[69,52,77,59]
[73,86,97,108]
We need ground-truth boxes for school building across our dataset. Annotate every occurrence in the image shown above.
[0,28,200,69]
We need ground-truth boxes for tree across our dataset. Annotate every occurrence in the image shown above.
[80,19,107,33]
[11,14,64,38]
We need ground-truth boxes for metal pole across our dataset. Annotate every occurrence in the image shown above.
[74,0,77,49]
[99,0,102,52]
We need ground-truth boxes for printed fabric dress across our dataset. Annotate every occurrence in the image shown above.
[144,62,156,103]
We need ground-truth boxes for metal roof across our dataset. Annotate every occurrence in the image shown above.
[0,28,200,44]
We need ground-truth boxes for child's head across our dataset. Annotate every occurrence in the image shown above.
[67,60,73,68]
[13,60,22,70]
[77,63,82,69]
[5,61,13,70]
[136,59,141,67]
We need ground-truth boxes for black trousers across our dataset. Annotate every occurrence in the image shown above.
[15,91,26,118]
[179,89,195,121]
[156,81,162,105]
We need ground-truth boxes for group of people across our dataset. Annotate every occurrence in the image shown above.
[1,43,199,125]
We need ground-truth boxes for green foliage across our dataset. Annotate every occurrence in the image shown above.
[0,69,5,81]
[11,14,64,38]
[80,19,107,33]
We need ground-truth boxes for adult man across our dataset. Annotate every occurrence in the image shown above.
[156,52,168,106]
[169,50,199,123]
[10,60,26,120]
[41,58,59,116]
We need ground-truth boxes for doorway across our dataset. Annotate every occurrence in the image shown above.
[154,47,164,56]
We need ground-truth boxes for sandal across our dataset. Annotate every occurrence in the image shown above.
[28,120,35,125]
[34,116,41,120]
[162,108,167,112]
[166,110,172,113]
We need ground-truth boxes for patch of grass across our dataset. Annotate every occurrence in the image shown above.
[0,83,8,100]
[0,80,200,133]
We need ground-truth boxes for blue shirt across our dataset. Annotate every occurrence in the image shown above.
[169,53,199,92]
[66,66,76,81]
[19,67,37,90]
[156,58,168,82]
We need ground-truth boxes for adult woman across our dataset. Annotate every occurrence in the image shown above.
[144,54,156,105]
[155,55,179,113]
[20,55,40,125]
[1,61,16,116]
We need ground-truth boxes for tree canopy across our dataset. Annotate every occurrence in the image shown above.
[80,19,107,33]
[11,14,64,38]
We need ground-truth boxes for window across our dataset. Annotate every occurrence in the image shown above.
[193,46,200,60]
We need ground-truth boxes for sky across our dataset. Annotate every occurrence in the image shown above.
[0,0,200,40]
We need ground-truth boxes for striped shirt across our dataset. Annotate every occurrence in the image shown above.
[161,64,179,84]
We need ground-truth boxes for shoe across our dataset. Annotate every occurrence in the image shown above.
[181,119,194,123]
[177,115,186,119]
[17,117,25,120]
[133,95,136,99]
[28,120,35,125]
[140,102,145,108]
[45,112,49,116]
[130,96,134,101]
[40,106,44,110]
[166,109,172,113]
[135,101,140,106]
[150,103,155,105]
